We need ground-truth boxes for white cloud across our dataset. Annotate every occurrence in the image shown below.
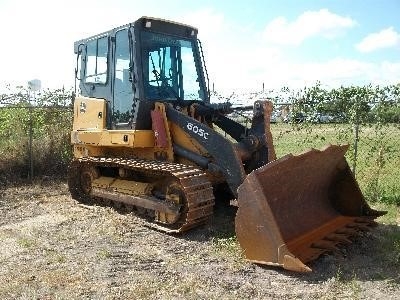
[174,9,286,92]
[0,2,398,94]
[292,58,373,87]
[180,8,227,38]
[0,0,162,89]
[178,9,400,92]
[263,9,356,46]
[173,9,399,93]
[256,58,400,89]
[356,27,400,53]
[212,55,400,93]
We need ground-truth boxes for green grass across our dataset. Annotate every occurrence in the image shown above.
[270,123,400,205]
[375,203,400,225]
[211,236,241,257]
[327,268,362,300]
[17,238,36,248]
[97,248,112,259]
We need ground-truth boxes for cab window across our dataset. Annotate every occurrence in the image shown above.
[85,37,108,84]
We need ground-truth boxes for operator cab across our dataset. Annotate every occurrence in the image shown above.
[74,17,209,129]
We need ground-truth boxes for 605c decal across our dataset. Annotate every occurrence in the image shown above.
[186,122,209,140]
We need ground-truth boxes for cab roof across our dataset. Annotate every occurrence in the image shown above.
[74,16,198,53]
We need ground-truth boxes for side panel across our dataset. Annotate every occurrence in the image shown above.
[71,97,156,159]
[166,105,246,196]
[73,97,107,130]
[71,130,154,147]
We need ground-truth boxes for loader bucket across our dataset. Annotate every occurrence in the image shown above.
[235,144,386,272]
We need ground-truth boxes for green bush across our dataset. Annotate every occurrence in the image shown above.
[0,88,73,183]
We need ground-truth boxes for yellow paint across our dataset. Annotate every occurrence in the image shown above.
[71,97,209,166]
[92,177,152,196]
[72,96,155,155]
[73,97,106,130]
[169,122,208,155]
[72,130,154,147]
[132,131,155,147]
[153,102,174,161]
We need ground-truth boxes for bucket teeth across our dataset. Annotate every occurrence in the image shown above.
[335,227,358,236]
[324,233,352,245]
[357,224,371,232]
[234,144,387,272]
[355,218,378,227]
[346,223,371,232]
[311,240,340,252]
[369,220,378,227]
[355,217,377,225]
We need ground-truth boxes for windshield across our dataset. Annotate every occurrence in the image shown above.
[141,31,206,101]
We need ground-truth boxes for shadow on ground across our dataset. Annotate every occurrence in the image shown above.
[182,197,400,284]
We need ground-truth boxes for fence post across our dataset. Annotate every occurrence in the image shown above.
[352,123,359,176]
[28,105,34,181]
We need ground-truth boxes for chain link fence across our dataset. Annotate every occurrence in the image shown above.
[1,86,399,204]
[0,89,73,183]
[223,86,399,205]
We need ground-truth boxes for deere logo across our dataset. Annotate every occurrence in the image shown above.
[80,102,87,113]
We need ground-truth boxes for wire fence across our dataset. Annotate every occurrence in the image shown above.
[0,90,399,204]
[227,102,400,205]
[0,105,72,183]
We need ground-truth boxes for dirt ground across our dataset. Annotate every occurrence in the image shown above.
[0,181,399,299]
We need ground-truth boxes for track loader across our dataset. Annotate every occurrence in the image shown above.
[69,16,385,272]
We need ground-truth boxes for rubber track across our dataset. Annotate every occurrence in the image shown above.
[71,157,215,233]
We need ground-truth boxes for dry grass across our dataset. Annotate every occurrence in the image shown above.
[0,182,399,299]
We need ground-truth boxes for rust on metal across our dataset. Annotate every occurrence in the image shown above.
[262,100,277,162]
[151,109,168,148]
[235,144,386,272]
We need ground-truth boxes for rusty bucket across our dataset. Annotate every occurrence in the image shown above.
[235,144,386,272]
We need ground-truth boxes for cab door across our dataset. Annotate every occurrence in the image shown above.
[112,28,134,128]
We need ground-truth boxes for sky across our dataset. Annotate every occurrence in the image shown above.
[0,0,399,93]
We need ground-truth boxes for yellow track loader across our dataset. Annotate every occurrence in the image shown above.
[69,16,385,272]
